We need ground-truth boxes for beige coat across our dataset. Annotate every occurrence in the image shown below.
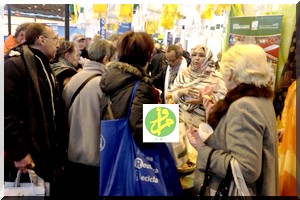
[194,96,278,196]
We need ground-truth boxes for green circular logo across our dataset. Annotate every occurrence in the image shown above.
[145,107,176,137]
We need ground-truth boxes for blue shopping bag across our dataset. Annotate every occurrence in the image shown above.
[100,81,182,196]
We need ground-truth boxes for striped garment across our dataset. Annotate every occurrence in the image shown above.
[169,46,227,125]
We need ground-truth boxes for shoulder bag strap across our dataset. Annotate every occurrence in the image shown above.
[126,80,140,117]
[107,96,114,120]
[198,148,216,197]
[106,80,140,120]
[214,160,233,200]
[69,74,101,108]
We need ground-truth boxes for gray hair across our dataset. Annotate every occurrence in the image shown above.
[220,44,273,87]
[88,39,116,63]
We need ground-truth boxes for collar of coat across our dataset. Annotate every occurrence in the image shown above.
[106,61,151,83]
[207,83,274,129]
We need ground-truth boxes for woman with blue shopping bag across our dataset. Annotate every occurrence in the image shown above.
[99,31,182,196]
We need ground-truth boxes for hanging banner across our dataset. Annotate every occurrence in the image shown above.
[228,15,283,89]
[100,17,106,39]
[118,22,131,35]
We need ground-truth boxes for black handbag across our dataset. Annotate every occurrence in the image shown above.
[214,162,233,200]
[198,149,216,197]
[198,148,232,199]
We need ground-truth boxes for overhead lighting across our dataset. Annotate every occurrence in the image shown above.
[34,5,37,8]
[58,8,61,11]
[28,7,31,9]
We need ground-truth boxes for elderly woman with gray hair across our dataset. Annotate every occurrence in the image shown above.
[166,45,227,191]
[188,44,278,196]
[62,38,116,196]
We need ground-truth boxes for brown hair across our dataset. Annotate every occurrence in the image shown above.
[14,22,31,38]
[25,23,49,45]
[117,31,154,67]
[167,45,183,58]
[56,41,77,58]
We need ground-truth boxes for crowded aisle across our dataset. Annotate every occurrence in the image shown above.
[2,3,298,197]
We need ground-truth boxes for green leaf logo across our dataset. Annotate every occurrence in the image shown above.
[145,107,176,137]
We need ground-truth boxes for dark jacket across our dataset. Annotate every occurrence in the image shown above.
[4,45,67,182]
[100,62,159,148]
[147,52,167,77]
[150,66,167,103]
[51,57,78,92]
[183,50,191,66]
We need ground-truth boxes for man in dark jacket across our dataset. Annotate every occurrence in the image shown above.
[4,23,67,196]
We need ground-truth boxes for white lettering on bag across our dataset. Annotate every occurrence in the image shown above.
[100,135,105,151]
[134,158,153,169]
[134,158,159,173]
[135,171,159,183]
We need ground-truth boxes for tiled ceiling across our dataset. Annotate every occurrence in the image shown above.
[5,4,66,21]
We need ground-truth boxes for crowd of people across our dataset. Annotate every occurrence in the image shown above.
[4,22,296,197]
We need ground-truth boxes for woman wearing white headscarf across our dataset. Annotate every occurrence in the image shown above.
[166,45,227,189]
[169,45,227,127]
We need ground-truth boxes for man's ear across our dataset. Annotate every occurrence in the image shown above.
[64,52,70,60]
[102,55,109,64]
[36,35,46,46]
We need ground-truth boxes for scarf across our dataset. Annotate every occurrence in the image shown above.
[207,83,274,129]
[168,63,181,89]
[188,45,214,81]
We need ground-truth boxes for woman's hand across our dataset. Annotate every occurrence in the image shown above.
[187,126,203,151]
[14,153,35,173]
[203,98,215,111]
[166,93,175,104]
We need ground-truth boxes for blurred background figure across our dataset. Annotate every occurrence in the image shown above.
[85,37,92,49]
[147,42,167,78]
[176,42,191,66]
[72,33,89,68]
[107,33,120,47]
[51,41,80,91]
[4,22,31,55]
[214,52,222,70]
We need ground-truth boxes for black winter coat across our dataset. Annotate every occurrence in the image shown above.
[4,46,67,182]
[100,62,159,148]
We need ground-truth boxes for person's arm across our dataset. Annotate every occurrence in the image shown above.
[150,66,166,91]
[197,99,265,183]
[4,58,31,164]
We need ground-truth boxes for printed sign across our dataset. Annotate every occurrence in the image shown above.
[100,17,106,39]
[118,22,131,35]
[229,15,283,89]
[143,104,179,143]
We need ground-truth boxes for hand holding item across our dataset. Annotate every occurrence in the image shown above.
[187,126,203,151]
[202,85,214,101]
[198,123,214,142]
[203,98,215,114]
[184,87,203,105]
[14,153,35,174]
